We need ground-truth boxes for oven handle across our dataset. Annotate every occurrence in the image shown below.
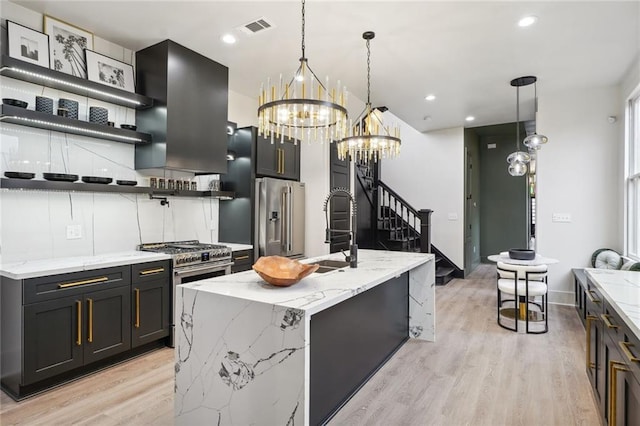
[174,261,234,278]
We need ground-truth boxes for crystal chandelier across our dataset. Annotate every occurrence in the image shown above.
[336,31,401,161]
[257,0,348,144]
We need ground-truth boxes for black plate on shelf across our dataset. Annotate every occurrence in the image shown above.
[43,173,78,182]
[82,176,113,184]
[120,124,137,131]
[4,171,35,179]
[116,180,137,186]
[2,98,28,108]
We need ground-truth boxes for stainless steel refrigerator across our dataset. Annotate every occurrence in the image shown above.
[255,177,305,259]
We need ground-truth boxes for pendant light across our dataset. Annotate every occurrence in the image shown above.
[257,0,348,144]
[506,76,534,177]
[522,79,549,150]
[336,31,401,161]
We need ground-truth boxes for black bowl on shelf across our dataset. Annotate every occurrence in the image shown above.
[82,176,113,185]
[4,171,35,179]
[2,98,28,108]
[116,180,137,186]
[120,124,137,131]
[508,248,536,260]
[43,173,79,182]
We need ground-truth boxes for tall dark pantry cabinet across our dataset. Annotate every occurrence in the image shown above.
[219,127,301,258]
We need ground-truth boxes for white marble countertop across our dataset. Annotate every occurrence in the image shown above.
[0,251,171,280]
[180,249,434,315]
[586,268,640,338]
[218,242,253,252]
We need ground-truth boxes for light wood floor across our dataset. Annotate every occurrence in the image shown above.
[1,264,600,425]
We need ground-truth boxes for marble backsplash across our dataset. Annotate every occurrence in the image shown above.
[0,78,221,264]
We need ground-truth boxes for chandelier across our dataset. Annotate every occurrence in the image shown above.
[336,31,401,161]
[257,0,348,144]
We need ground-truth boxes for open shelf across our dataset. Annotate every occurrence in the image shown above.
[0,104,152,144]
[0,178,235,199]
[0,55,153,109]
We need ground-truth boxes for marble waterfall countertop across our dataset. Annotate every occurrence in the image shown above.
[180,249,434,315]
[0,251,171,280]
[586,268,640,338]
[175,249,435,425]
[217,242,253,252]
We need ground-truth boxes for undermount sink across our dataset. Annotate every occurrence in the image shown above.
[313,259,350,274]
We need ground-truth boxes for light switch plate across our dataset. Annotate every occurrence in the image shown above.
[66,224,82,239]
[448,213,458,221]
[552,213,572,223]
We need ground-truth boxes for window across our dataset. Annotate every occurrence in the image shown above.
[627,91,640,259]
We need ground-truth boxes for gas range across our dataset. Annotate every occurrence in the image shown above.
[138,240,232,268]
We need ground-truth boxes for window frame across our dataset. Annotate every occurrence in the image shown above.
[626,86,640,260]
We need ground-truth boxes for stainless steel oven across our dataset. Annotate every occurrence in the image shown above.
[138,241,233,347]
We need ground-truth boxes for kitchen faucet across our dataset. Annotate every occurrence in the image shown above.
[323,188,358,268]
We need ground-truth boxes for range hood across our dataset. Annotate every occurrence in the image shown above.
[135,40,228,174]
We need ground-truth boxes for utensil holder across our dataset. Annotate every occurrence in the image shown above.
[89,106,109,125]
[35,96,54,114]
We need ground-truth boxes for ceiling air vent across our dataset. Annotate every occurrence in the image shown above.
[238,17,275,35]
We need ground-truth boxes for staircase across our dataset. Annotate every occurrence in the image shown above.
[355,159,460,285]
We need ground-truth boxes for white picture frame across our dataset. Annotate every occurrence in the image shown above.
[85,50,135,93]
[43,15,94,78]
[7,21,50,68]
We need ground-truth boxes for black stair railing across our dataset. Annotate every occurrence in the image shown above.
[377,181,432,253]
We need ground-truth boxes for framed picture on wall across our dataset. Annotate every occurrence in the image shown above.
[7,21,50,68]
[85,50,135,93]
[43,15,94,78]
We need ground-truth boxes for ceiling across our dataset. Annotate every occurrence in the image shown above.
[10,0,640,132]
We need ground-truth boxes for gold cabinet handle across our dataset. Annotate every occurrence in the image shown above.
[134,288,140,328]
[76,300,82,346]
[139,267,165,276]
[59,276,109,289]
[586,315,598,369]
[609,360,630,425]
[87,298,93,343]
[619,341,640,363]
[234,255,249,261]
[601,313,619,329]
[586,289,601,304]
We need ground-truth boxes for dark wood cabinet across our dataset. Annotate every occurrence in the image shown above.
[573,268,587,327]
[131,261,171,347]
[23,295,83,385]
[231,249,254,273]
[255,132,300,181]
[1,262,170,400]
[83,286,131,364]
[584,275,640,425]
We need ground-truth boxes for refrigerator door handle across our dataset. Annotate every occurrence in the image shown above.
[281,189,287,252]
[286,187,293,252]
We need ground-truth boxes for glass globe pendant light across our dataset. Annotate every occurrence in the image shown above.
[522,78,549,150]
[506,76,535,177]
[336,31,401,161]
[257,0,348,144]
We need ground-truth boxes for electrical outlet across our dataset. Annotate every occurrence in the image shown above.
[209,220,217,230]
[447,213,458,221]
[66,224,82,239]
[552,213,572,223]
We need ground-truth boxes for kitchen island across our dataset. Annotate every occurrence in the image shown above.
[175,249,435,425]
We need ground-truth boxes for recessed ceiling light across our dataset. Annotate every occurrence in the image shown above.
[518,16,537,27]
[221,34,237,44]
[465,116,475,122]
[425,94,436,101]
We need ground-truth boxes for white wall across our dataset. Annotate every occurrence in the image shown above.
[228,90,258,127]
[537,85,622,304]
[383,117,465,269]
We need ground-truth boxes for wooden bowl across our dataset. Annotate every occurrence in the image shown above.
[252,256,319,287]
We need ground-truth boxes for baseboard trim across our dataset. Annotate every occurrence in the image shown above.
[548,289,574,306]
